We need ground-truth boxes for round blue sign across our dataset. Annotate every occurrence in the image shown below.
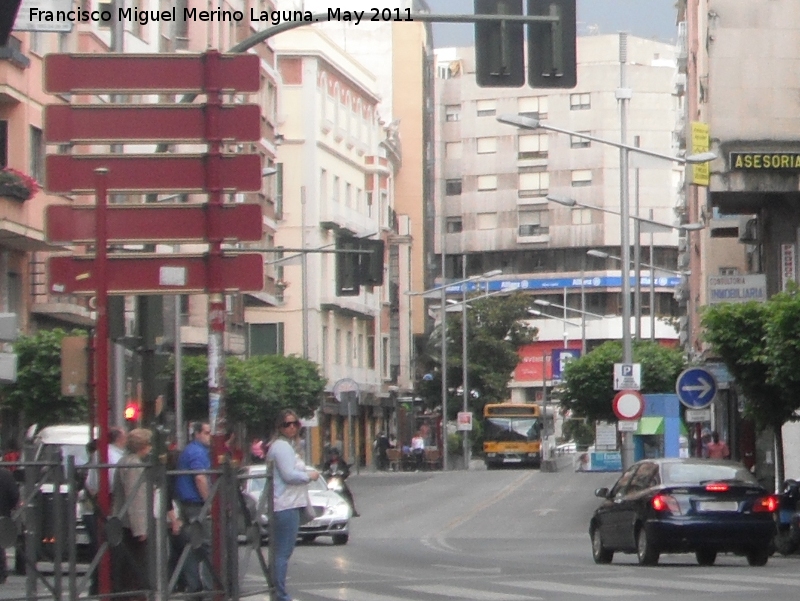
[675,367,718,409]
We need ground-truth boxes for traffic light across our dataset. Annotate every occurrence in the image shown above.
[527,0,577,89]
[474,0,525,88]
[0,0,21,47]
[124,401,141,423]
[335,236,386,296]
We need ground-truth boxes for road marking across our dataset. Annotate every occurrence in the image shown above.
[399,583,540,600]
[432,565,503,575]
[689,573,800,587]
[505,579,650,597]
[305,588,428,601]
[596,575,767,593]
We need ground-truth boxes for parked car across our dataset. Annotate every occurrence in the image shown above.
[589,458,777,567]
[240,464,351,545]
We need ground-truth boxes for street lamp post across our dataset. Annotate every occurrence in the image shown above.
[407,268,501,470]
[498,112,715,471]
[533,299,604,356]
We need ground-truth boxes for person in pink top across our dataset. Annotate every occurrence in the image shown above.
[706,431,730,459]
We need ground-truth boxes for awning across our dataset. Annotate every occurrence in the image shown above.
[636,417,664,436]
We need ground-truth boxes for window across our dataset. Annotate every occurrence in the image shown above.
[476,137,497,154]
[335,329,342,364]
[30,126,44,183]
[476,212,498,230]
[445,179,462,195]
[274,163,283,220]
[445,142,462,159]
[719,267,740,276]
[518,96,548,119]
[476,99,496,117]
[0,121,7,168]
[518,209,549,236]
[518,171,549,197]
[571,169,592,187]
[248,323,284,356]
[382,336,390,379]
[367,335,376,369]
[571,209,592,225]
[570,132,591,148]
[345,182,352,207]
[445,104,460,121]
[518,134,548,159]
[358,333,364,368]
[477,175,497,191]
[446,217,463,233]
[346,332,353,367]
[570,93,591,110]
[321,326,328,366]
[320,168,328,202]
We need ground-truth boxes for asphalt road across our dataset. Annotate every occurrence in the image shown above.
[243,458,800,601]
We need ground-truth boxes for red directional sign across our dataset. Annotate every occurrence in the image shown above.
[612,390,645,421]
[45,154,262,193]
[44,104,261,143]
[44,53,261,94]
[46,204,263,244]
[49,254,264,295]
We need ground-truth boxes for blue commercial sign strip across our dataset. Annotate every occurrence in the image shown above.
[552,348,581,380]
[446,275,681,294]
[675,367,718,409]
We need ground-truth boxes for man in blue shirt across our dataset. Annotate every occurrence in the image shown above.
[175,421,211,594]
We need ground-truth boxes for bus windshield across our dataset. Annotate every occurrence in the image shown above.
[484,417,541,442]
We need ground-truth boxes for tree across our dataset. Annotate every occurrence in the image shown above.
[166,353,326,437]
[0,328,89,427]
[416,292,537,419]
[559,340,685,423]
[702,289,800,486]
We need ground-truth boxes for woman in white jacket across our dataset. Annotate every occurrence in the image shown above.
[266,409,319,601]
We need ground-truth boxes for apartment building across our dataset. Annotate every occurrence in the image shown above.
[679,0,800,479]
[434,35,686,403]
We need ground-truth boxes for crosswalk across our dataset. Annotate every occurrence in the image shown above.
[269,570,800,600]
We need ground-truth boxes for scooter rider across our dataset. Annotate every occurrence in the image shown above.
[323,447,360,517]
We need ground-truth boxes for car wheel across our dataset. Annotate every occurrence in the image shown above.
[14,547,25,576]
[332,533,349,545]
[773,530,799,556]
[591,527,613,564]
[695,549,717,566]
[746,546,769,566]
[636,526,659,566]
[301,534,317,543]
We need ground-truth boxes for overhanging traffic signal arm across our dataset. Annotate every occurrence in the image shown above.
[527,0,577,88]
[474,0,525,88]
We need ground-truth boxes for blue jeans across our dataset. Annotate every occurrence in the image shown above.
[273,508,300,601]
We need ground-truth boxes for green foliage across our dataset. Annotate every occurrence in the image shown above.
[417,292,537,419]
[0,328,88,426]
[763,283,800,426]
[562,418,595,447]
[559,340,685,423]
[165,353,326,437]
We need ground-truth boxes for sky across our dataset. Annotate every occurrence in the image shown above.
[424,0,679,48]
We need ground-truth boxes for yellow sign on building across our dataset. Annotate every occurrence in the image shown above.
[690,122,710,186]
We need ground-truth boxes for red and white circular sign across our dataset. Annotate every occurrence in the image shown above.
[612,390,645,421]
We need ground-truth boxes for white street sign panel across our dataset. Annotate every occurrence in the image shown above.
[707,274,766,304]
[685,409,712,423]
[14,0,74,32]
[613,363,641,391]
[0,352,18,383]
[457,411,473,431]
[618,420,639,432]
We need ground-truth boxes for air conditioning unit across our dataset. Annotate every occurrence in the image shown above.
[738,216,759,243]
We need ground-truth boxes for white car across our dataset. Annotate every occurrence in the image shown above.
[240,465,352,545]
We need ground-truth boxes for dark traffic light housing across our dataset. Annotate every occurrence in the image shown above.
[527,0,577,88]
[474,0,525,88]
[474,0,577,89]
[336,236,386,296]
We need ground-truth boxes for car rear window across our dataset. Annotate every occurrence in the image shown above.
[662,462,758,485]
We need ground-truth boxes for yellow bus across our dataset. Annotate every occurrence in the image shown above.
[482,403,543,469]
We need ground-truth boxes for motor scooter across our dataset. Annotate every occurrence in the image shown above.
[323,467,359,517]
[772,478,800,556]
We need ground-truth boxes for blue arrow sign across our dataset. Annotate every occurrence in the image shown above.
[676,367,718,409]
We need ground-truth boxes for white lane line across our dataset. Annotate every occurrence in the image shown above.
[596,575,767,593]
[399,583,541,600]
[689,572,800,587]
[504,579,652,597]
[304,587,420,601]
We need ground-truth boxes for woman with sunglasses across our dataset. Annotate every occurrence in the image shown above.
[266,409,320,601]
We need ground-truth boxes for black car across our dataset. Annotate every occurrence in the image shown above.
[589,458,777,566]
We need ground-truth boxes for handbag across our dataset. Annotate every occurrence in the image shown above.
[300,489,316,525]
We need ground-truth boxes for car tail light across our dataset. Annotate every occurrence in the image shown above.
[705,483,729,492]
[652,494,681,514]
[753,495,779,513]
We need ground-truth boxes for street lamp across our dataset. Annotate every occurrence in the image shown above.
[533,299,604,356]
[587,249,690,343]
[499,112,716,470]
[406,268,502,470]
